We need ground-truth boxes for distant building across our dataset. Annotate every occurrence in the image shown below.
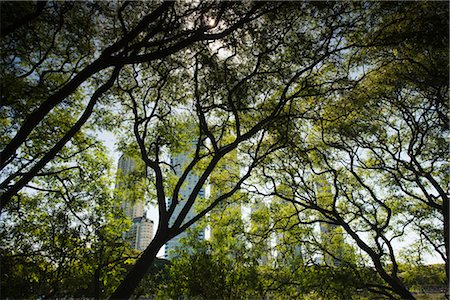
[117,155,144,220]
[316,174,343,266]
[209,145,241,242]
[165,141,205,259]
[116,155,154,251]
[274,231,303,269]
[250,201,272,266]
[129,216,154,251]
[122,198,144,221]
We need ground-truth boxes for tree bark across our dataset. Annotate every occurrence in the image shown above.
[443,198,449,289]
[109,234,166,300]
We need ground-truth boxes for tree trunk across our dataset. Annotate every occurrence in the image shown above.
[109,235,166,299]
[382,276,415,300]
[363,251,415,299]
[443,198,449,295]
[94,267,101,300]
[338,218,415,299]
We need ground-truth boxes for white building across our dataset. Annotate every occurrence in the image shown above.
[129,217,155,251]
[164,143,205,259]
[250,201,272,266]
[117,155,154,251]
[316,175,343,266]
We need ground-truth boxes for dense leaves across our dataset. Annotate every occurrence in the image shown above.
[0,143,135,298]
[0,1,447,299]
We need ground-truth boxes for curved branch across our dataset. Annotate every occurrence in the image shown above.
[0,66,121,212]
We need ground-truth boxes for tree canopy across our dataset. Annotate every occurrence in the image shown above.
[1,1,448,299]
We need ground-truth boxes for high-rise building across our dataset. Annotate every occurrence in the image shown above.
[274,231,303,269]
[250,201,272,266]
[129,216,155,251]
[117,155,144,219]
[165,141,205,259]
[316,174,343,266]
[116,155,154,251]
[209,145,241,242]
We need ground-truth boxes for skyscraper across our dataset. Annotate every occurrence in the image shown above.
[316,174,343,266]
[209,145,241,242]
[129,216,154,251]
[116,155,154,251]
[250,201,272,266]
[164,141,206,259]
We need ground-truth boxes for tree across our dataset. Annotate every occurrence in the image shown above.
[400,263,447,294]
[0,141,134,299]
[253,2,448,299]
[0,1,273,210]
[2,1,447,299]
[110,2,377,297]
[246,194,386,299]
[0,2,281,297]
[156,235,264,300]
[142,196,385,300]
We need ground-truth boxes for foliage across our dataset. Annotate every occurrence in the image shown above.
[400,264,447,293]
[0,1,447,299]
[0,142,135,298]
[143,202,387,300]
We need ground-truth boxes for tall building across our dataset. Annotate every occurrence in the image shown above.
[250,201,272,266]
[117,155,144,219]
[116,155,154,251]
[165,141,206,259]
[129,216,154,251]
[316,174,343,266]
[274,231,303,269]
[209,145,242,242]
